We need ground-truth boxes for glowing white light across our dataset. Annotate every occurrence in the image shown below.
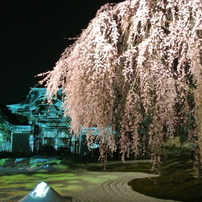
[30,182,50,198]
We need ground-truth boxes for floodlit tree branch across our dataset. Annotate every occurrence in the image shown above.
[41,0,202,175]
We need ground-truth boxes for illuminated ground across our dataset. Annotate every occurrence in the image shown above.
[0,157,179,202]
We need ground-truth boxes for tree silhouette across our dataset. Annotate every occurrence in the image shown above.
[41,0,202,175]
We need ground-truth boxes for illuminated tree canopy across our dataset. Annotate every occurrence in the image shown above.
[0,113,8,135]
[42,0,202,174]
[0,108,10,148]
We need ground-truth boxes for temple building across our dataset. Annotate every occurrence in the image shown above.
[6,87,89,155]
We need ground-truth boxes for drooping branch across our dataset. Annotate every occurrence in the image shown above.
[42,0,202,173]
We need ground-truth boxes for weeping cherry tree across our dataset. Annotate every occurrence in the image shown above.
[40,0,202,175]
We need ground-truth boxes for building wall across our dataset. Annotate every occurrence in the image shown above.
[12,133,30,154]
[6,88,88,155]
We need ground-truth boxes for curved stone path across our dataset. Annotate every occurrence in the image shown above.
[65,171,180,202]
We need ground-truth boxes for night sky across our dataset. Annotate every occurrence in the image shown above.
[0,0,123,105]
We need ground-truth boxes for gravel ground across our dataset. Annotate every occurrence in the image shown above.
[63,171,180,202]
[0,159,180,202]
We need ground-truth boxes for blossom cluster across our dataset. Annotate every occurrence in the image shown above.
[42,0,202,172]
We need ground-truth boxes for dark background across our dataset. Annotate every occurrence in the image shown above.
[0,0,123,105]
